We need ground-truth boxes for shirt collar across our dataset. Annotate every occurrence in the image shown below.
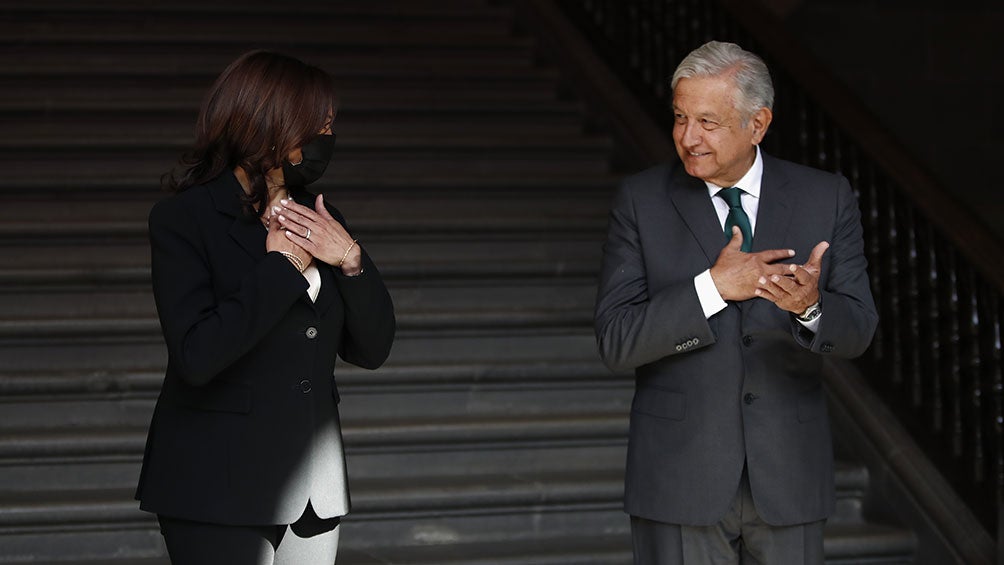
[704,146,763,199]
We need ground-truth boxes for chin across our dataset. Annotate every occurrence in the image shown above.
[683,162,709,181]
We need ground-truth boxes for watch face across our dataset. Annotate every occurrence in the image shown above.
[799,306,821,322]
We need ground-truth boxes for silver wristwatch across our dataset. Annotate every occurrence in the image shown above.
[796,301,822,323]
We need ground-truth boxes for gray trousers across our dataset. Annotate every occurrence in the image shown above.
[158,501,340,565]
[631,470,825,565]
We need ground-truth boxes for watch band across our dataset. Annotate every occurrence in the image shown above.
[797,300,822,322]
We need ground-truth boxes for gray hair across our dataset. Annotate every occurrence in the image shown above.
[671,41,774,122]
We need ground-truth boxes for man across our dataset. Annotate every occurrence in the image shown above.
[594,41,878,563]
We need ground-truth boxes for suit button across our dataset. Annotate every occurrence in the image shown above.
[675,344,683,352]
[299,379,312,393]
[305,327,318,339]
[743,392,758,405]
[742,335,753,347]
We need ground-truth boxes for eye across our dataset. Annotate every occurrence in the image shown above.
[673,113,687,124]
[700,118,721,131]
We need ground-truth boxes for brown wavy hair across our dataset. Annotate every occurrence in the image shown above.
[164,50,338,217]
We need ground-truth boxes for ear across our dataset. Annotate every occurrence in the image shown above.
[748,107,773,145]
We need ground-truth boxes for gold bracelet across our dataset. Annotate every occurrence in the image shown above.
[338,239,358,267]
[280,251,305,272]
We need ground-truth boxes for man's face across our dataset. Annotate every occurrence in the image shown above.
[672,75,771,187]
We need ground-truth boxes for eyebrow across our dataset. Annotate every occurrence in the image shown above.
[673,108,723,121]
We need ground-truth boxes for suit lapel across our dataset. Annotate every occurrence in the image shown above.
[668,165,725,265]
[312,263,338,315]
[750,153,796,253]
[744,153,798,318]
[208,172,267,261]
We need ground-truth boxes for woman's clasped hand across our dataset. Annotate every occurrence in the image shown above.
[276,194,362,276]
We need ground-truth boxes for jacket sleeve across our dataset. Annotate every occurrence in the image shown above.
[149,197,308,386]
[792,175,878,358]
[594,181,716,373]
[325,205,396,370]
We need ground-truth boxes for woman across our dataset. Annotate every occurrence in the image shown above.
[136,50,395,564]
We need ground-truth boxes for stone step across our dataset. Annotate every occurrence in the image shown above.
[0,439,627,492]
[0,360,623,398]
[2,89,571,119]
[0,191,611,233]
[7,26,522,48]
[0,329,600,373]
[5,3,520,41]
[1,72,569,110]
[0,172,621,195]
[0,468,625,526]
[3,0,511,18]
[0,45,555,79]
[0,233,604,275]
[0,325,602,379]
[0,74,566,110]
[0,310,593,342]
[1,134,610,155]
[0,410,627,464]
[0,379,633,431]
[0,279,597,321]
[3,148,612,184]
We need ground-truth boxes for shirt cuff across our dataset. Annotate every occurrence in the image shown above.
[694,269,728,319]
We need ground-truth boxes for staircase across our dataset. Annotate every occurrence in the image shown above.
[1,1,916,563]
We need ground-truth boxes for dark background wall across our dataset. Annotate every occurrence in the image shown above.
[766,0,1004,239]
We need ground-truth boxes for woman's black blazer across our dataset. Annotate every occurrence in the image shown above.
[135,171,395,525]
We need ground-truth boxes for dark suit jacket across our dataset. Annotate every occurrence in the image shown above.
[136,171,395,526]
[594,152,877,527]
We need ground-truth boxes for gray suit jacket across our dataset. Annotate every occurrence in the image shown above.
[594,153,878,526]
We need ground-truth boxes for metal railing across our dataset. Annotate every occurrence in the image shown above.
[558,0,1003,546]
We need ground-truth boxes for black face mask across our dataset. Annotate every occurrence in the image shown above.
[282,133,335,187]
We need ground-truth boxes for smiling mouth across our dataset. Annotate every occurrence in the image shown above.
[688,151,710,157]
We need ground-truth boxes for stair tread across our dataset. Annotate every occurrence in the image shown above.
[0,360,626,399]
[3,0,510,17]
[0,173,621,193]
[3,134,609,150]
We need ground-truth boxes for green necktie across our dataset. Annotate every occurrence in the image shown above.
[718,187,752,252]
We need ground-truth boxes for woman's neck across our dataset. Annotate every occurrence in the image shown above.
[233,167,291,218]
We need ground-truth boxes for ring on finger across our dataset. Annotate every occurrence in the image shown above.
[305,228,311,240]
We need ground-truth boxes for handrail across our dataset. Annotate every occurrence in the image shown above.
[825,358,995,563]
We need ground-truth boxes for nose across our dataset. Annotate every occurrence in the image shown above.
[680,120,702,147]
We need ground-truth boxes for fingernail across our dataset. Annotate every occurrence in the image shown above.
[788,250,795,256]
[755,289,762,296]
[272,206,280,214]
[789,264,797,272]
[280,199,288,205]
[278,215,285,221]
[771,275,780,282]
[758,277,766,285]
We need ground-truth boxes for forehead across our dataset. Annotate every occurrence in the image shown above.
[672,75,738,116]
